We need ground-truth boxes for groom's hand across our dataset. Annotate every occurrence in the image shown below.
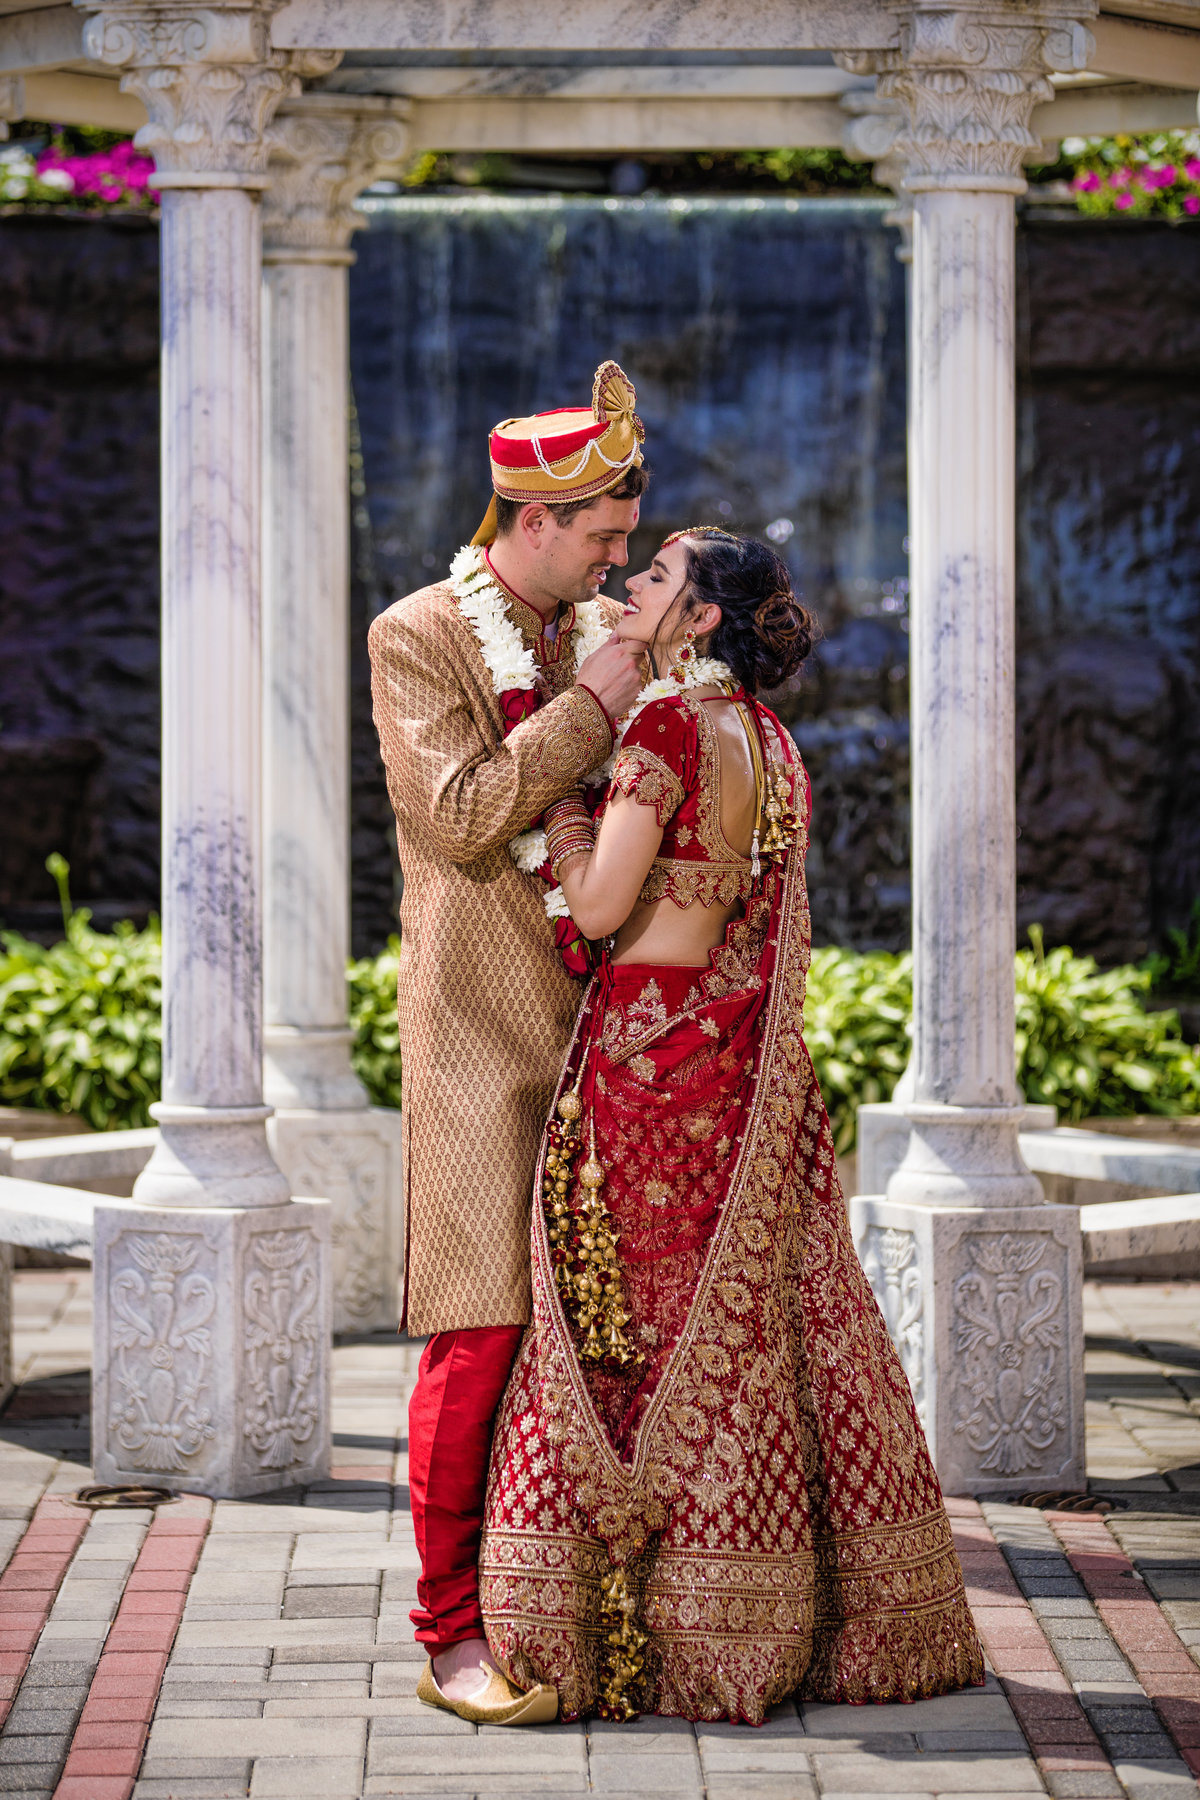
[575,635,643,721]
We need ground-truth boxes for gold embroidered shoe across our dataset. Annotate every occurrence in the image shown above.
[416,1657,558,1725]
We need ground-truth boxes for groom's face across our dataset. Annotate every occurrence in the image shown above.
[535,494,641,606]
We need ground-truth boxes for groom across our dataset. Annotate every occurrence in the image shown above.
[368,362,648,1719]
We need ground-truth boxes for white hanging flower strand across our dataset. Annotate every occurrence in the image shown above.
[448,544,610,881]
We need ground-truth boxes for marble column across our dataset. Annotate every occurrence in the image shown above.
[77,0,340,1497]
[260,94,409,1333]
[838,3,1096,1495]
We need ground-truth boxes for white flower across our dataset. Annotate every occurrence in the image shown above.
[510,829,548,874]
[444,546,730,902]
[1061,137,1088,157]
[2,176,29,199]
[38,169,73,192]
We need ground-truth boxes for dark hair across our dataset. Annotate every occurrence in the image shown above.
[493,463,650,537]
[679,530,816,694]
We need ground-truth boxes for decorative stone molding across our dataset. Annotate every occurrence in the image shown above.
[841,86,907,191]
[837,2,1096,189]
[263,92,410,257]
[75,0,342,180]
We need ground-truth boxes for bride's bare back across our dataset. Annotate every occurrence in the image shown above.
[557,686,764,968]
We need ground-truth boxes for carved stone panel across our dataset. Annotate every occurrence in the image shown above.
[243,1225,322,1471]
[851,1194,1084,1495]
[106,1226,219,1478]
[859,1222,927,1430]
[269,1108,404,1332]
[948,1227,1068,1479]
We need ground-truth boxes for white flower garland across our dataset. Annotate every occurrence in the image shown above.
[448,544,734,925]
[448,545,610,898]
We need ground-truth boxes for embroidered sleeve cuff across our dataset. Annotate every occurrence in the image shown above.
[573,682,617,750]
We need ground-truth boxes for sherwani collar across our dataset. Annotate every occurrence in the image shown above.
[483,550,576,665]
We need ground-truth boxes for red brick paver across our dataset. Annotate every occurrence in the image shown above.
[0,1496,89,1723]
[948,1497,1123,1798]
[52,1497,212,1800]
[1048,1510,1200,1779]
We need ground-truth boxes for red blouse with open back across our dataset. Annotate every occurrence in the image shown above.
[609,688,809,908]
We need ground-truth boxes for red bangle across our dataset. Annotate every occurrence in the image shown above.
[575,681,617,745]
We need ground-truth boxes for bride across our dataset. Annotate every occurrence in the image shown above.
[477,526,984,1724]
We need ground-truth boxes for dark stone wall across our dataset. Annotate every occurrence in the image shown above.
[1015,218,1200,961]
[2,201,1198,963]
[0,212,160,935]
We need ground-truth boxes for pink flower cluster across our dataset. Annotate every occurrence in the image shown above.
[1071,150,1200,216]
[35,139,158,204]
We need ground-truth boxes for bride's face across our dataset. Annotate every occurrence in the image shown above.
[617,538,693,656]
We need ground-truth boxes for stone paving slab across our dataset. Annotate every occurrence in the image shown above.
[4,1273,1200,1798]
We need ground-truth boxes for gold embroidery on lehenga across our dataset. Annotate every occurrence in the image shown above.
[480,713,983,1722]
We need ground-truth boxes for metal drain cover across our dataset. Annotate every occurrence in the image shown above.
[70,1484,178,1510]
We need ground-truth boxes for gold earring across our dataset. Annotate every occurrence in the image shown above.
[668,629,697,684]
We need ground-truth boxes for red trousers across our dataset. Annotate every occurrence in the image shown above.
[408,1325,524,1654]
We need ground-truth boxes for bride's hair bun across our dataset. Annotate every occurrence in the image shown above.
[678,532,815,694]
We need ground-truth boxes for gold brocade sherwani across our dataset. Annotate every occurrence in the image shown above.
[368,581,623,1333]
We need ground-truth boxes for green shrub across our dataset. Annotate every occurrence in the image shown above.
[802,930,1200,1153]
[804,947,912,1155]
[1015,927,1200,1121]
[348,936,402,1109]
[4,876,1199,1151]
[0,857,162,1129]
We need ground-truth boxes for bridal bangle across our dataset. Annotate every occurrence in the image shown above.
[544,795,596,879]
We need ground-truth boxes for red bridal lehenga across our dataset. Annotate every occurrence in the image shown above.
[478,687,984,1724]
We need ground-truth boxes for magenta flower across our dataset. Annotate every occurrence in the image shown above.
[36,140,158,203]
[1159,164,1177,185]
[1109,167,1132,190]
[1114,192,1134,210]
[1073,170,1101,192]
[1185,157,1200,181]
[1185,195,1200,215]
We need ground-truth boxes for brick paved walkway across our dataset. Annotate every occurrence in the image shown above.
[1,1272,1199,1800]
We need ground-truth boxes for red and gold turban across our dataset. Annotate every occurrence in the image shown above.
[470,360,645,546]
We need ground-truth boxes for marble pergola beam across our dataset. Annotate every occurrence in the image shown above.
[261,91,408,1333]
[269,0,897,55]
[75,0,335,1500]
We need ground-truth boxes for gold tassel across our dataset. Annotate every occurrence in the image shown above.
[597,1567,648,1721]
[541,1079,643,1374]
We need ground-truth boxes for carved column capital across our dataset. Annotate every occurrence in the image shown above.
[75,0,343,182]
[837,1,1096,191]
[262,92,411,260]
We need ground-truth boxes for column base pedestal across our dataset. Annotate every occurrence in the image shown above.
[851,1193,1085,1497]
[857,1099,1058,1199]
[267,1107,404,1333]
[92,1196,332,1499]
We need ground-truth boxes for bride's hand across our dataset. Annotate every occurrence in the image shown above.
[575,634,643,721]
